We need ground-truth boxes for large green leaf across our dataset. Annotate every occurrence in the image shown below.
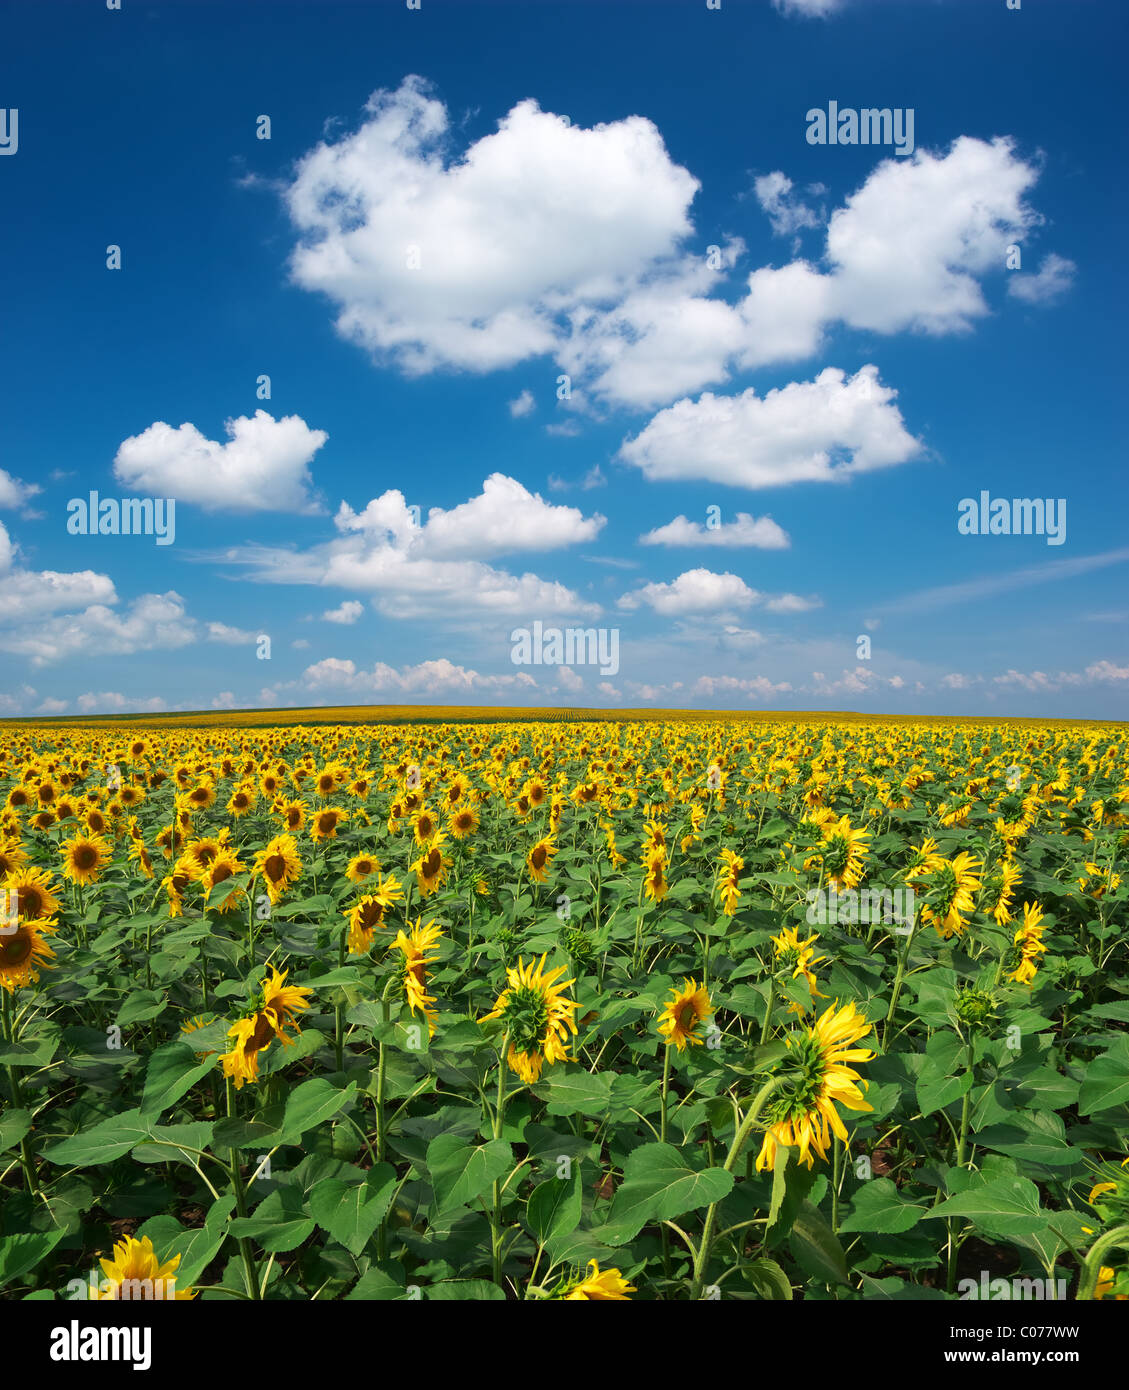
[839,1177,926,1235]
[789,1201,849,1285]
[924,1176,1045,1237]
[308,1164,397,1256]
[140,1041,216,1118]
[427,1134,513,1215]
[598,1142,734,1244]
[527,1169,582,1250]
[42,1109,152,1167]
[0,1231,65,1289]
[1078,1039,1129,1115]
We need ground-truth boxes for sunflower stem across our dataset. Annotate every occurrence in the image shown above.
[490,1035,510,1291]
[690,1076,782,1300]
[225,1077,261,1301]
[1076,1223,1129,1300]
[1,988,38,1197]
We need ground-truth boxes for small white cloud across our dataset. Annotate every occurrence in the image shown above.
[207,621,255,644]
[509,390,536,418]
[640,512,790,550]
[322,600,364,624]
[0,469,42,513]
[291,638,311,649]
[557,665,584,692]
[1007,253,1076,305]
[212,691,237,709]
[620,568,757,616]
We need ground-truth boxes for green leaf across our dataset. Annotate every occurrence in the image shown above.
[599,1142,734,1244]
[308,1164,397,1256]
[527,1170,582,1251]
[924,1176,1045,1237]
[765,1145,816,1250]
[1078,1039,1129,1115]
[117,989,168,1027]
[789,1201,849,1285]
[742,1256,793,1300]
[228,1187,314,1252]
[840,1178,926,1235]
[277,1079,357,1145]
[0,1231,65,1288]
[0,1108,32,1154]
[426,1279,507,1300]
[140,1041,216,1118]
[541,1070,614,1118]
[131,1120,215,1165]
[42,1108,152,1167]
[426,1134,513,1215]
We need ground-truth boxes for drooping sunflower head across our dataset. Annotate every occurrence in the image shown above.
[756,1000,875,1172]
[526,835,557,883]
[657,977,712,1051]
[411,833,448,896]
[389,916,444,1035]
[481,954,580,1083]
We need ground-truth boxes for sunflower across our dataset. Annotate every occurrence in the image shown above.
[345,850,382,885]
[807,815,870,892]
[388,916,444,1035]
[411,832,449,897]
[84,807,110,836]
[919,851,983,939]
[128,838,155,880]
[561,1259,636,1300]
[1007,901,1048,985]
[642,845,669,903]
[527,835,557,884]
[0,913,57,993]
[154,823,184,861]
[448,804,479,839]
[716,848,744,916]
[60,831,112,886]
[253,834,303,904]
[184,781,216,811]
[345,872,405,954]
[309,806,348,842]
[411,806,440,847]
[481,954,580,1083]
[226,784,256,818]
[756,1001,875,1172]
[771,926,828,1015]
[220,965,313,1089]
[202,848,246,913]
[657,977,712,1051]
[180,831,230,880]
[275,799,307,833]
[2,866,60,922]
[0,839,28,879]
[96,1235,196,1301]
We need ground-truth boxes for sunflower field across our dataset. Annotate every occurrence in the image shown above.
[1,715,1127,1303]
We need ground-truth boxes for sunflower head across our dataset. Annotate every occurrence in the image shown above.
[481,954,580,1083]
[96,1235,196,1300]
[657,977,712,1051]
[756,1001,875,1171]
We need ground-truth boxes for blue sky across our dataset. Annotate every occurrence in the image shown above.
[1,0,1126,719]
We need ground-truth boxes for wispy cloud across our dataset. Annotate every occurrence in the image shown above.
[874,548,1129,617]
